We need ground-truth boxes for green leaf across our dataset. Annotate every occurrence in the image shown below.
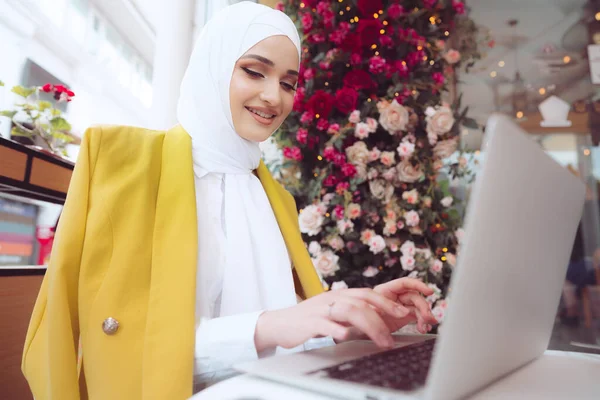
[448,209,460,223]
[0,80,4,87]
[50,117,71,131]
[462,117,479,129]
[50,108,61,117]
[11,85,36,98]
[0,110,17,118]
[38,101,53,111]
[11,127,32,137]
[439,179,450,197]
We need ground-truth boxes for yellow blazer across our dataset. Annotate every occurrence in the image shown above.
[22,124,323,400]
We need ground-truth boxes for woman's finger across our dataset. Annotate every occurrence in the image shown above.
[398,292,438,326]
[329,298,394,348]
[344,288,410,318]
[315,318,351,343]
[375,278,434,299]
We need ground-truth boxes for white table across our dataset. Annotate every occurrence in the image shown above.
[191,350,600,400]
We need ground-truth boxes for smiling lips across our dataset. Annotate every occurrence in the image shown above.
[245,106,277,125]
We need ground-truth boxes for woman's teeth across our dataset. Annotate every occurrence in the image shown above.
[247,107,275,119]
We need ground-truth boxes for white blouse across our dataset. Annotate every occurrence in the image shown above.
[193,171,335,387]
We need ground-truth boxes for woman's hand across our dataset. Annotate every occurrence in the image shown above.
[255,278,437,352]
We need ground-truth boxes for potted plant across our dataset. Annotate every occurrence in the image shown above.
[0,80,77,157]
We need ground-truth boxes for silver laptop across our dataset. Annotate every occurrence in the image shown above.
[236,114,586,400]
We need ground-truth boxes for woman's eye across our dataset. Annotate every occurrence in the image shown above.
[281,82,297,92]
[242,67,263,78]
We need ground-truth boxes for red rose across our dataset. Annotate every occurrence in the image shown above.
[329,29,347,45]
[343,70,375,91]
[388,4,404,19]
[275,2,285,12]
[357,19,383,47]
[394,60,410,78]
[350,53,363,66]
[357,0,383,17]
[341,32,362,53]
[41,83,53,93]
[379,35,393,48]
[453,0,466,14]
[316,2,329,15]
[369,56,387,74]
[341,163,357,178]
[335,87,358,115]
[433,72,445,85]
[323,175,339,187]
[306,90,334,119]
[323,146,337,161]
[333,152,347,166]
[334,205,345,220]
[322,10,336,29]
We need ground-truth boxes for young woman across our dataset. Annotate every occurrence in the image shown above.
[22,3,437,399]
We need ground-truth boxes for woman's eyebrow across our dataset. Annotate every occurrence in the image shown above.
[240,54,299,76]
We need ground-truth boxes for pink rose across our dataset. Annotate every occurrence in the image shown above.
[323,146,336,161]
[379,35,393,48]
[453,0,466,14]
[443,49,461,65]
[303,68,315,80]
[366,117,378,132]
[369,148,381,162]
[397,141,416,158]
[369,56,387,74]
[349,110,361,123]
[327,123,340,134]
[350,53,362,66]
[433,72,445,85]
[380,151,396,167]
[388,4,404,19]
[334,205,345,220]
[336,182,350,194]
[283,146,303,161]
[404,210,420,227]
[341,163,357,178]
[369,235,386,254]
[355,122,370,139]
[317,119,330,131]
[301,13,313,31]
[275,2,285,12]
[296,128,308,144]
[300,111,314,124]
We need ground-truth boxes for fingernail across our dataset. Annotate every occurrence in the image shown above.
[396,306,408,317]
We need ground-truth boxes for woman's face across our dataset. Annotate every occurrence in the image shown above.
[229,35,299,142]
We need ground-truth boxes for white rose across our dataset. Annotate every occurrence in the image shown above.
[322,193,335,205]
[366,117,378,132]
[345,141,370,165]
[443,49,461,65]
[416,247,432,259]
[360,229,376,244]
[354,122,370,139]
[369,179,386,200]
[368,235,386,254]
[440,196,453,208]
[367,168,379,180]
[378,99,409,134]
[455,228,465,244]
[312,250,340,277]
[362,266,380,277]
[402,189,419,205]
[430,259,443,273]
[382,168,396,182]
[433,138,458,159]
[404,210,420,227]
[308,241,322,256]
[336,219,354,234]
[355,164,368,180]
[426,106,455,136]
[331,280,349,290]
[383,219,397,236]
[328,236,345,250]
[299,205,324,236]
[396,160,424,183]
[384,185,394,204]
[401,254,416,271]
[426,284,441,304]
[349,110,361,124]
[397,141,416,158]
[428,130,438,146]
[432,304,446,322]
[380,151,396,167]
[459,156,468,167]
[400,240,416,256]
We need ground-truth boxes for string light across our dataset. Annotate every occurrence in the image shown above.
[317,155,323,160]
[379,10,383,14]
[444,31,450,36]
[441,256,447,261]
[596,12,600,20]
[584,148,591,156]
[380,29,385,34]
[325,212,331,217]
[436,224,441,228]
[325,82,329,86]
[303,48,308,53]
[339,11,344,15]
[429,60,435,65]
[300,2,305,8]
[412,89,417,95]
[490,71,497,78]
[346,6,350,10]
[429,16,436,24]
[338,0,343,2]
[422,56,428,61]
[373,13,379,18]
[516,111,523,119]
[355,16,359,21]
[346,63,350,67]
[383,20,389,26]
[314,173,318,177]
[498,60,505,67]
[563,55,571,64]
[375,51,380,56]
[367,98,372,102]
[394,92,399,96]
[371,44,377,49]
[538,88,546,95]
[443,247,448,252]
[402,61,407,66]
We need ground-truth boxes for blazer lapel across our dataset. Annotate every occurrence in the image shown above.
[142,125,198,399]
[256,161,323,299]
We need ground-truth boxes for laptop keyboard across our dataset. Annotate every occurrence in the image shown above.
[308,338,436,392]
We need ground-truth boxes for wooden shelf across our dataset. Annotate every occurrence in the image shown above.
[518,112,590,135]
[0,137,74,205]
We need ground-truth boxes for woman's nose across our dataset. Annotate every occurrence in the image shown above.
[259,80,281,106]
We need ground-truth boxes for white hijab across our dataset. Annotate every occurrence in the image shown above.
[177,2,302,318]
